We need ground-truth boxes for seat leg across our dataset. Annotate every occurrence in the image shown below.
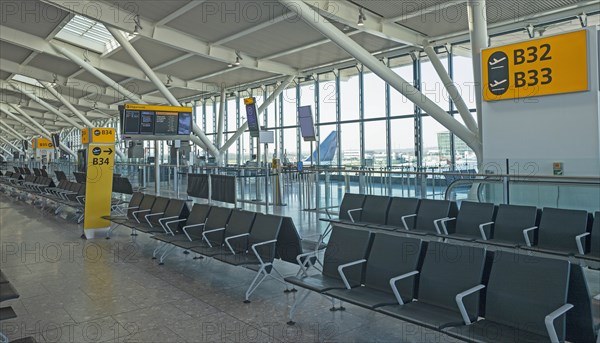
[152,241,167,259]
[244,266,269,303]
[287,288,312,325]
[158,245,177,265]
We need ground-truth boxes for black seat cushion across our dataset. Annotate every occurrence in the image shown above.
[482,204,537,246]
[529,208,589,254]
[379,241,486,329]
[444,319,549,343]
[450,201,496,240]
[588,211,600,258]
[327,234,423,308]
[413,200,457,234]
[285,226,372,293]
[452,251,571,342]
[385,197,420,229]
[360,195,391,225]
[338,193,366,222]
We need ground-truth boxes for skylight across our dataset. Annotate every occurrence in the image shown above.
[11,74,44,88]
[54,15,127,54]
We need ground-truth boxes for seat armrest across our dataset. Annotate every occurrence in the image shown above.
[522,226,538,247]
[401,214,417,231]
[132,209,151,223]
[338,259,367,289]
[478,222,494,241]
[178,223,204,241]
[201,227,225,246]
[389,271,419,305]
[455,284,486,325]
[439,217,456,235]
[545,303,573,343]
[163,218,186,235]
[575,232,591,255]
[347,208,363,223]
[296,251,319,276]
[251,239,279,265]
[158,216,181,234]
[225,233,251,254]
[145,212,164,227]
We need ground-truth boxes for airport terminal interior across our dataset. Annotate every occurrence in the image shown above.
[1,0,600,342]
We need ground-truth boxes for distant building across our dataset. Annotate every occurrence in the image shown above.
[437,131,470,159]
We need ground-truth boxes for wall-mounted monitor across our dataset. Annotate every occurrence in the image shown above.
[120,104,193,140]
[244,97,260,138]
[298,105,316,141]
[178,112,192,135]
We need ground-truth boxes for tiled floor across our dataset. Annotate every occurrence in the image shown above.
[0,194,461,343]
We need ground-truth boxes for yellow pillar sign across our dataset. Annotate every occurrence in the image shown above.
[83,128,115,234]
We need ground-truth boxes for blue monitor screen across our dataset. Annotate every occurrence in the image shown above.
[178,112,192,135]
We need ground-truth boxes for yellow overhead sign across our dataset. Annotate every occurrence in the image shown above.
[81,128,115,144]
[244,97,255,105]
[482,30,588,101]
[32,138,54,149]
[124,104,193,112]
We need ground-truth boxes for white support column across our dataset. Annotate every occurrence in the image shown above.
[0,136,24,154]
[8,83,84,130]
[51,43,143,103]
[0,145,11,156]
[423,44,479,134]
[106,27,221,158]
[467,0,489,143]
[279,0,482,158]
[0,121,27,141]
[216,88,226,148]
[40,80,127,160]
[3,105,76,157]
[220,75,295,154]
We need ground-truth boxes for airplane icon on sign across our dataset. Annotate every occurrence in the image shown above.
[489,79,507,88]
[489,57,507,66]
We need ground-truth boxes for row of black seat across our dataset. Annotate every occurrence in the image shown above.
[0,270,37,343]
[326,193,600,261]
[108,192,307,302]
[286,225,598,343]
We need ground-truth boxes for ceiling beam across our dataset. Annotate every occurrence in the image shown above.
[0,24,218,94]
[303,0,425,46]
[38,0,299,77]
[213,13,291,46]
[156,1,206,26]
[383,1,464,23]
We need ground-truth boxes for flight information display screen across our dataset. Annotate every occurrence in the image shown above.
[154,112,178,135]
[140,111,155,134]
[245,97,259,138]
[124,110,140,134]
[120,104,193,139]
[178,112,192,135]
[298,106,316,141]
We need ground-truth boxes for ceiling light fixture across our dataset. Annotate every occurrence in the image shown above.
[357,8,366,26]
[133,14,142,35]
[83,49,91,62]
[166,75,173,85]
[51,74,58,87]
[234,51,243,66]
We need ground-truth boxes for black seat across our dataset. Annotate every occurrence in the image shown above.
[405,199,458,235]
[379,242,486,330]
[444,251,572,343]
[522,207,590,256]
[576,211,599,262]
[372,197,420,230]
[351,195,391,226]
[113,194,155,229]
[215,213,285,302]
[106,192,144,223]
[566,264,598,343]
[476,204,538,247]
[285,226,373,293]
[132,197,170,233]
[189,209,254,257]
[153,203,211,245]
[439,201,496,241]
[323,193,366,225]
[285,226,373,324]
[326,234,423,309]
